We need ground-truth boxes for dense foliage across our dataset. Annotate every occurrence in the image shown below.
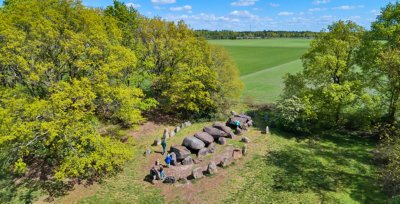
[276,3,400,200]
[0,0,242,188]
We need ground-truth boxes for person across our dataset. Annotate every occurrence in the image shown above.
[161,138,167,155]
[235,120,240,129]
[165,154,172,168]
[159,165,165,180]
[150,166,159,181]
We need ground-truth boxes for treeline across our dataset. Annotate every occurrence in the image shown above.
[273,3,400,200]
[0,0,242,188]
[195,30,318,40]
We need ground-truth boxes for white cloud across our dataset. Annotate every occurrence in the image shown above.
[371,9,380,16]
[308,7,326,12]
[269,3,280,7]
[151,0,176,5]
[126,2,141,8]
[313,0,330,5]
[170,5,192,12]
[278,12,294,16]
[333,5,364,10]
[231,0,258,7]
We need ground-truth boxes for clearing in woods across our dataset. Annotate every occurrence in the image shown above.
[44,111,384,204]
[209,39,310,103]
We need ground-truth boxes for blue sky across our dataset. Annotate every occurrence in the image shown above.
[1,0,397,31]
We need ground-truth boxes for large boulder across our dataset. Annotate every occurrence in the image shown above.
[218,137,227,145]
[207,143,216,153]
[170,152,177,166]
[192,167,204,179]
[182,156,193,165]
[236,114,252,120]
[182,136,206,150]
[207,162,218,175]
[203,127,228,139]
[213,122,232,134]
[197,148,208,158]
[194,132,214,145]
[163,176,176,184]
[170,145,191,161]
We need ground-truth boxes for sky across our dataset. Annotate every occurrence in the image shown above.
[0,0,397,31]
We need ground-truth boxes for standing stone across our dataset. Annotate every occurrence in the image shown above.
[184,121,192,127]
[218,137,227,145]
[207,143,216,153]
[163,128,169,139]
[175,126,181,133]
[144,149,151,156]
[248,120,254,127]
[169,130,175,137]
[170,146,191,161]
[181,156,193,165]
[265,126,270,134]
[241,137,250,143]
[197,148,208,158]
[170,152,177,166]
[182,136,206,150]
[207,162,218,175]
[219,158,232,167]
[232,148,242,160]
[192,167,204,179]
[181,123,186,129]
[153,139,161,146]
[242,144,248,156]
[194,132,214,145]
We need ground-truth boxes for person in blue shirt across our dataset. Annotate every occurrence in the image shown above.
[165,154,172,168]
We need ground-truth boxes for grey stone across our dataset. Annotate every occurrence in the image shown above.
[192,167,204,179]
[203,126,228,139]
[232,148,242,160]
[207,143,216,153]
[182,136,206,150]
[194,132,214,145]
[170,152,177,166]
[197,148,208,158]
[144,149,151,156]
[227,132,236,139]
[169,130,175,137]
[235,128,243,135]
[181,123,186,129]
[218,137,227,145]
[170,145,191,161]
[247,120,254,127]
[219,157,233,167]
[213,122,232,134]
[237,114,252,120]
[184,121,192,127]
[182,156,193,165]
[163,176,176,184]
[175,126,181,133]
[153,139,161,146]
[207,162,218,175]
[241,137,250,143]
[242,144,248,156]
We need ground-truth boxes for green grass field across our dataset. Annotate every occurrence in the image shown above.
[209,39,311,103]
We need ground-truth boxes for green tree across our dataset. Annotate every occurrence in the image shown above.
[0,0,153,182]
[357,2,400,124]
[279,21,368,129]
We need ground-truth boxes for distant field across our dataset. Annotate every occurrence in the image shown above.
[209,39,311,103]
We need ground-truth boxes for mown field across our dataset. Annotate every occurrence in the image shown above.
[209,39,311,103]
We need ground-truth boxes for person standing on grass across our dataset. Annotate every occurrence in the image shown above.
[161,138,167,155]
[159,165,166,180]
[165,154,172,168]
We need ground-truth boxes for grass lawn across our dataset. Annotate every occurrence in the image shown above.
[46,112,384,204]
[209,38,311,103]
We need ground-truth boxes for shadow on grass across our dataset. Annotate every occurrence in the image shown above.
[265,133,385,203]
